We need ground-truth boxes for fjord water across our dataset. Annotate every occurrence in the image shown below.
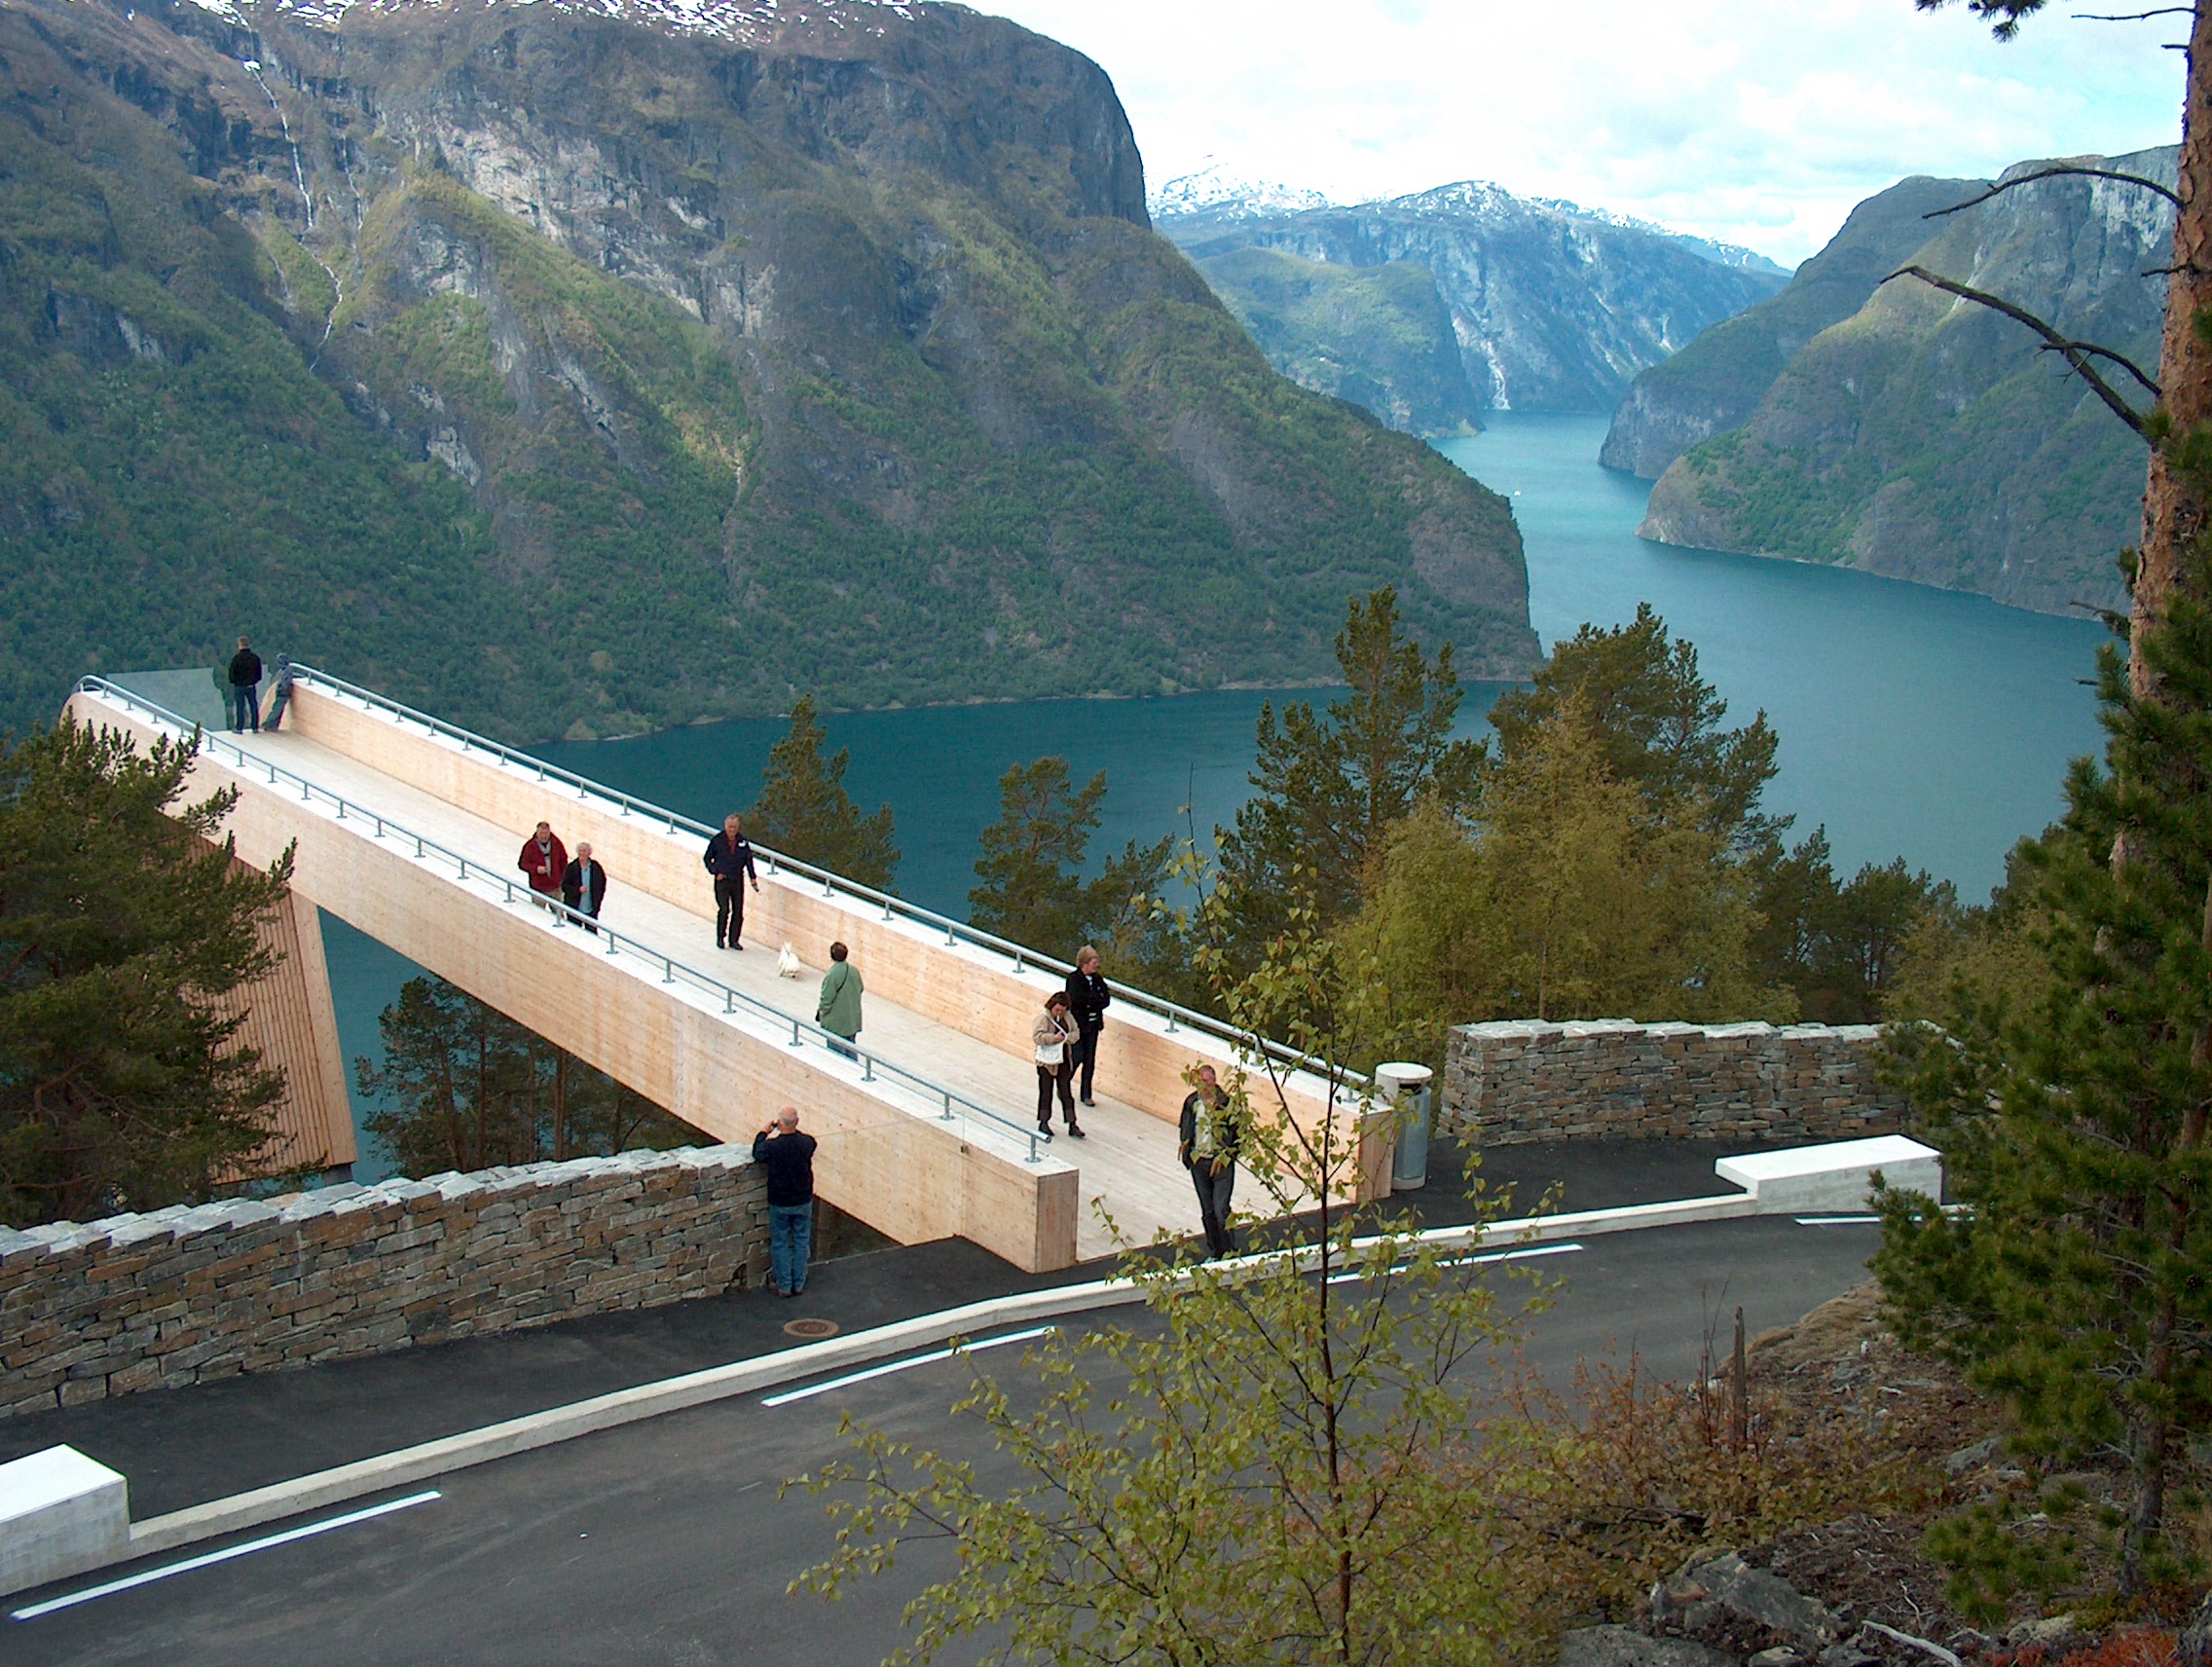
[532,413,2108,909]
[324,412,2107,1165]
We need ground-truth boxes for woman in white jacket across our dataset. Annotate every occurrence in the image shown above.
[1032,991,1083,1139]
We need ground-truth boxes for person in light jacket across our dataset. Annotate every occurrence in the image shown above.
[817,941,863,1059]
[1032,991,1083,1139]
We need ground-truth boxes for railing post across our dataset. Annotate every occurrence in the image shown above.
[864,1056,873,1083]
[940,1092,953,1122]
[724,988,733,1012]
[664,958,675,984]
[790,1020,803,1049]
[416,836,424,858]
[1166,1013,1179,1034]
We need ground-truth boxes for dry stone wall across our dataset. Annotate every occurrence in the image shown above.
[1443,1019,1902,1146]
[0,1146,768,1420]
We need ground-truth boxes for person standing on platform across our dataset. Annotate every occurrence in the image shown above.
[518,821,568,921]
[704,812,759,949]
[1032,991,1083,1139]
[753,1106,818,1298]
[261,654,296,731]
[563,841,608,934]
[227,638,263,733]
[816,940,864,1059]
[1179,1064,1239,1259]
[1064,945,1112,1108]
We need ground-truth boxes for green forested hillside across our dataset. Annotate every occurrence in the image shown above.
[0,0,1533,741]
[1189,247,1482,436]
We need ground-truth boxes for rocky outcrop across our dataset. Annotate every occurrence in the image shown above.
[1600,177,1980,479]
[0,0,1535,737]
[1630,149,2173,618]
[1160,181,1789,421]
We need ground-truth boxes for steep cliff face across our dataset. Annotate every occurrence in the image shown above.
[1637,149,2173,617]
[1599,176,1981,478]
[1159,182,1789,421]
[0,0,1534,738]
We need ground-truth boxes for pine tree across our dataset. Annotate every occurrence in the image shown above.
[1876,537,2212,1597]
[968,758,1170,957]
[1489,602,1781,856]
[1216,587,1484,955]
[746,694,900,890]
[0,720,293,1225]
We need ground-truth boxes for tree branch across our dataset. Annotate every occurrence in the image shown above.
[2036,339,2162,396]
[2072,7,2194,18]
[1925,165,2181,219]
[1885,266,2156,438]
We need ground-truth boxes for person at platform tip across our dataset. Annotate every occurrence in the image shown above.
[262,653,295,731]
[1064,945,1111,1108]
[227,636,263,734]
[704,811,759,949]
[753,1105,817,1298]
[1179,1064,1239,1261]
[518,820,568,921]
[817,940,863,1060]
[1032,990,1082,1140]
[563,840,608,935]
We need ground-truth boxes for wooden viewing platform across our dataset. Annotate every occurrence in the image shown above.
[65,677,1356,1271]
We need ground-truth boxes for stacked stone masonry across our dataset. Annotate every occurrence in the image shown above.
[0,1146,769,1420]
[1443,1019,1904,1146]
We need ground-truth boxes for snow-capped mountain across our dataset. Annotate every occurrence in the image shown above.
[1148,163,1334,222]
[1159,177,1792,415]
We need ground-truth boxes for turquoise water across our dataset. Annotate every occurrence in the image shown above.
[323,412,2112,1173]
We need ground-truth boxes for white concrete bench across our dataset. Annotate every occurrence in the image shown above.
[1714,1134,1940,1213]
[0,1444,129,1599]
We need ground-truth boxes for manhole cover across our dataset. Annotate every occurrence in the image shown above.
[784,1317,839,1340]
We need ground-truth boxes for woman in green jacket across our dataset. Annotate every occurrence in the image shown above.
[817,941,864,1059]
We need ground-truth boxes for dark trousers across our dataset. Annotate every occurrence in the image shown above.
[571,899,603,936]
[1072,1024,1101,1100]
[1036,1061,1074,1126]
[1190,1160,1235,1258]
[715,876,746,945]
[232,684,260,732]
[264,685,290,730]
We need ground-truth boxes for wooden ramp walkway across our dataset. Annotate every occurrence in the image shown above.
[67,677,1348,1271]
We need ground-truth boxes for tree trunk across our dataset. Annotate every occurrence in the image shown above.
[2134,1,2212,700]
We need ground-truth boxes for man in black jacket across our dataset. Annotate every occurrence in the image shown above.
[562,841,608,934]
[1065,945,1112,1107]
[1178,1065,1239,1260]
[753,1106,818,1297]
[703,812,759,948]
[227,638,263,733]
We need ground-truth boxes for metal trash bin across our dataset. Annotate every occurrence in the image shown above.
[1375,1061,1434,1191]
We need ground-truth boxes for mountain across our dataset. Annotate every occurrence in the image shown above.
[1148,165,1335,222]
[0,0,1535,742]
[1599,175,1980,478]
[1157,181,1791,425]
[1633,148,2174,617]
[1179,247,1484,437]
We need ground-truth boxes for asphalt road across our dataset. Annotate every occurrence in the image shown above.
[6,1213,1879,1667]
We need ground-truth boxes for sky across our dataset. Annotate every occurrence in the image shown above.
[977,0,2185,265]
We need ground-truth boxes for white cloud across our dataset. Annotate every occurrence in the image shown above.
[977,0,2183,263]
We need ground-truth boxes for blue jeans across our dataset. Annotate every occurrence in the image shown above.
[768,1202,813,1295]
[232,685,261,732]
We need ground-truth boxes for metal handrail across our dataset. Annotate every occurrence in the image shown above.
[284,664,1358,1089]
[74,678,1046,1163]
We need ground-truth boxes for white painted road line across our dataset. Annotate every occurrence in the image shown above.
[11,1490,442,1622]
[1325,1241,1584,1285]
[759,1325,1058,1408]
[1794,1215,1882,1226]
